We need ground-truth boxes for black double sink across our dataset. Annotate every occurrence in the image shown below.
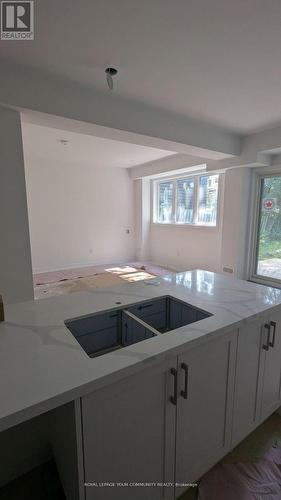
[65,296,212,358]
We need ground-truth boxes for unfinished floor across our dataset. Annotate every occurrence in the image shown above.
[33,262,175,299]
[1,414,281,499]
[181,413,281,499]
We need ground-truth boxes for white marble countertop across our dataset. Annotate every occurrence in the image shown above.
[1,270,281,432]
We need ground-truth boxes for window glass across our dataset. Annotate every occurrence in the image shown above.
[155,174,219,226]
[158,182,174,223]
[256,176,281,280]
[198,175,219,225]
[176,178,194,223]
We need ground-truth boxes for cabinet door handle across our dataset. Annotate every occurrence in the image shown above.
[269,321,277,348]
[263,323,271,351]
[170,368,178,406]
[180,363,189,399]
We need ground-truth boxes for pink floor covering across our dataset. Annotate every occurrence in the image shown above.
[198,446,281,500]
[33,262,173,286]
[34,265,101,285]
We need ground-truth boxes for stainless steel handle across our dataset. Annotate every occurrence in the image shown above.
[180,363,189,399]
[170,368,177,406]
[269,321,277,348]
[263,323,270,351]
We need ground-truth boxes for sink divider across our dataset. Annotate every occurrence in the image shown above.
[65,296,212,358]
[122,309,161,337]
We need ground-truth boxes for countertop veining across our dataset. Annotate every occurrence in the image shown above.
[1,270,281,432]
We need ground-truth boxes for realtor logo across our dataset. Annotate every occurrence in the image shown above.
[1,1,34,40]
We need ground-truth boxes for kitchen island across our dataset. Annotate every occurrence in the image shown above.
[1,270,281,499]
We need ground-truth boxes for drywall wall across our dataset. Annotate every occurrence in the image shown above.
[149,223,222,272]
[135,179,151,261]
[220,167,252,278]
[0,106,34,303]
[24,156,135,273]
[148,175,224,272]
[0,61,240,158]
[147,168,251,277]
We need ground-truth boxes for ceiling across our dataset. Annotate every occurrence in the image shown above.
[22,123,175,168]
[2,0,281,134]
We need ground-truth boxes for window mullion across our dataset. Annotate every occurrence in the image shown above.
[155,181,159,223]
[157,181,160,222]
[193,176,199,224]
[173,179,177,223]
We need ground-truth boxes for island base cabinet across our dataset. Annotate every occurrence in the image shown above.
[81,358,177,500]
[260,309,281,420]
[231,318,264,447]
[175,330,237,498]
[232,308,281,449]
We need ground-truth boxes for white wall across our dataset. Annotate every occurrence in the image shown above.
[135,179,151,261]
[0,61,240,158]
[149,223,222,273]
[0,106,34,303]
[24,156,135,273]
[220,167,252,278]
[148,174,224,272]
[144,168,251,277]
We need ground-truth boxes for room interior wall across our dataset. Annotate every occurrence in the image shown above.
[148,174,224,272]
[24,156,136,274]
[0,61,241,159]
[149,223,222,272]
[135,178,151,261]
[220,167,252,278]
[142,168,251,278]
[0,106,34,303]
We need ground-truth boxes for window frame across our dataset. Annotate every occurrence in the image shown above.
[249,170,281,288]
[153,172,220,228]
[156,179,175,224]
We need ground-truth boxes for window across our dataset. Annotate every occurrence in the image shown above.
[198,175,219,225]
[154,174,219,226]
[250,174,281,286]
[158,181,174,223]
[176,178,194,223]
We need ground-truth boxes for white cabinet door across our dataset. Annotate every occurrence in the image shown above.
[81,357,177,500]
[232,307,281,443]
[231,318,264,447]
[175,330,237,497]
[261,308,281,420]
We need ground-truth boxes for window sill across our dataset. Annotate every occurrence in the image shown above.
[249,275,281,289]
[152,222,218,229]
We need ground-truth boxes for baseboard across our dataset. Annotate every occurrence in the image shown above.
[32,258,182,276]
[149,261,183,272]
[275,407,281,417]
[33,257,137,275]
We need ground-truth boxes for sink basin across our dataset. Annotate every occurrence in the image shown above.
[65,309,157,358]
[65,296,212,358]
[126,295,211,333]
